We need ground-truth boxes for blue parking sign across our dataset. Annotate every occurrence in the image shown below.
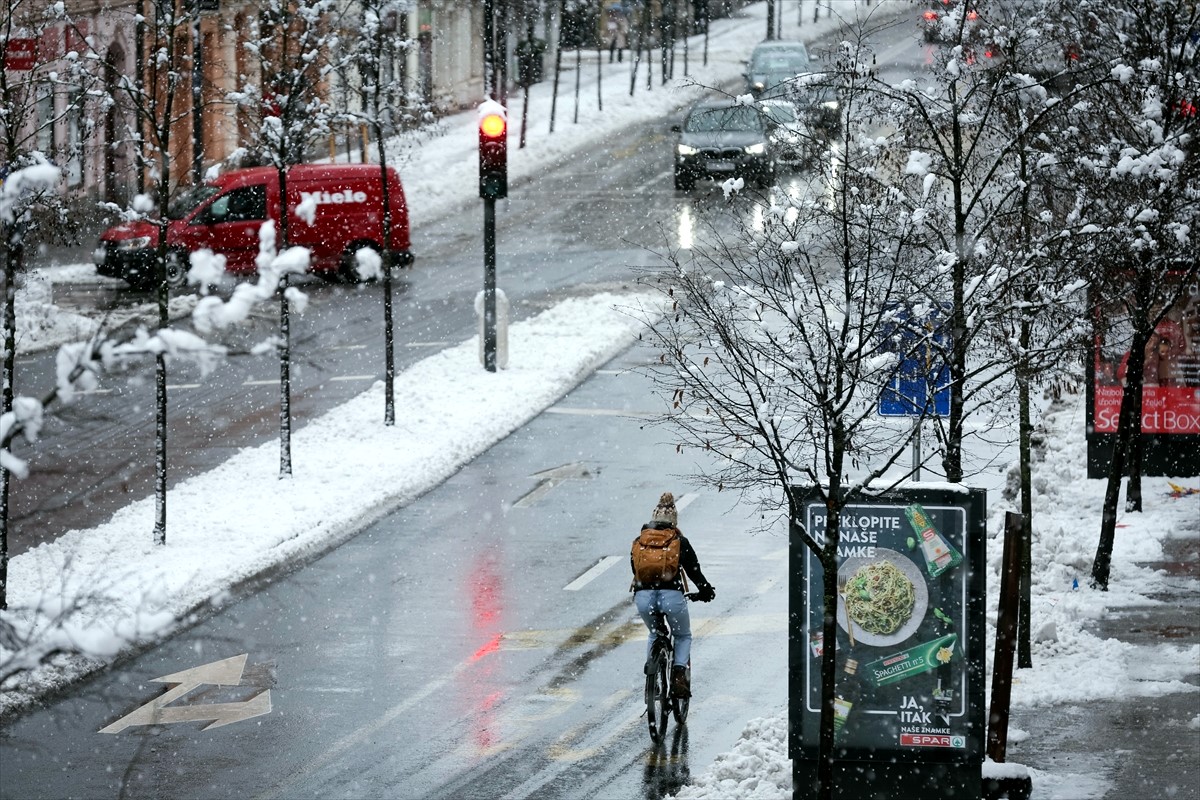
[878,303,951,417]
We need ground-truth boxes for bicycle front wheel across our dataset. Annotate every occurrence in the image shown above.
[645,652,670,743]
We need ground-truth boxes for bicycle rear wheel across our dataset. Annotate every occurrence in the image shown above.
[645,650,670,743]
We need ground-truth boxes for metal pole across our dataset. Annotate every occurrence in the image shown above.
[913,418,922,481]
[484,0,496,100]
[483,197,497,372]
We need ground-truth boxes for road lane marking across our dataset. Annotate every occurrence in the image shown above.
[329,374,376,382]
[254,659,470,800]
[167,383,201,390]
[243,379,279,386]
[75,388,113,395]
[563,556,623,591]
[500,614,785,651]
[544,406,656,419]
[405,341,454,348]
[99,654,270,734]
[545,699,642,764]
[675,492,699,511]
[514,462,591,508]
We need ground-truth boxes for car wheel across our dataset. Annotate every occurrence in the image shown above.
[674,172,694,191]
[163,249,189,290]
[340,242,382,283]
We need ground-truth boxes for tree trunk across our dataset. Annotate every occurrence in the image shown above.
[816,507,841,800]
[375,124,395,427]
[1125,433,1143,512]
[1,230,20,608]
[1092,325,1150,589]
[152,130,172,547]
[277,167,293,477]
[1016,337,1033,668]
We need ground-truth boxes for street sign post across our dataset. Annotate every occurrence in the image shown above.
[878,304,951,417]
[878,304,951,479]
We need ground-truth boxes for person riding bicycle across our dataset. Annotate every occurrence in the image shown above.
[630,492,716,699]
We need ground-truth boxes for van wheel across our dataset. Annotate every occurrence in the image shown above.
[340,242,382,284]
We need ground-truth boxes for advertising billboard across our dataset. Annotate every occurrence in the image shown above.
[1088,272,1200,477]
[790,487,987,797]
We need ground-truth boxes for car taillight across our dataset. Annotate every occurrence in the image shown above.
[967,10,978,20]
[923,10,938,20]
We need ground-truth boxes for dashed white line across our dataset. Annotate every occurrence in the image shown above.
[563,556,623,591]
[166,384,201,390]
[329,375,377,382]
[243,379,279,386]
[544,407,655,419]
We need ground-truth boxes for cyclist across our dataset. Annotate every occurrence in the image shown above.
[630,492,716,699]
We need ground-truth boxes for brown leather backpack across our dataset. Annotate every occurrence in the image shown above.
[631,527,686,587]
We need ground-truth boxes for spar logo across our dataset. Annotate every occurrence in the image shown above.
[900,734,966,748]
[299,189,367,206]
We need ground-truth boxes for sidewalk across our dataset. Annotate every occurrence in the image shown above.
[1005,535,1200,800]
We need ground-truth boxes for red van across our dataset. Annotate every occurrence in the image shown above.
[94,164,412,289]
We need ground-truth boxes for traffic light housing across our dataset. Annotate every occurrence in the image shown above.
[479,103,507,200]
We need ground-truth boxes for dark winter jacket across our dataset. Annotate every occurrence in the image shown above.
[630,522,713,593]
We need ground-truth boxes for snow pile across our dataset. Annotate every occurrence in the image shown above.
[2,270,99,351]
[0,290,663,716]
[674,714,792,799]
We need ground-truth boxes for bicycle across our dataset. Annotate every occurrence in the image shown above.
[643,592,701,743]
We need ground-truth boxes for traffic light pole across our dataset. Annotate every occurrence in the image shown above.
[478,100,507,373]
[483,197,498,373]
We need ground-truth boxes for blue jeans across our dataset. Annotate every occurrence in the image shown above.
[634,589,691,668]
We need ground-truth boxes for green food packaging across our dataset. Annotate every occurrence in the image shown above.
[905,503,963,578]
[861,633,958,688]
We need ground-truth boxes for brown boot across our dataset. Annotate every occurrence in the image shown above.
[671,665,691,698]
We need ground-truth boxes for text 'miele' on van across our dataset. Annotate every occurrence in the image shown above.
[94,164,413,289]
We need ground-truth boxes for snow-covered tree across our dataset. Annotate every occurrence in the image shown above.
[234,0,337,476]
[1,0,102,606]
[327,0,429,426]
[1043,0,1200,589]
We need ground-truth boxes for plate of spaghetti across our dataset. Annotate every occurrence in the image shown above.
[836,549,928,647]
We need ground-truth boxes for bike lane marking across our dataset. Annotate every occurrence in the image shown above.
[563,555,623,590]
[253,657,474,800]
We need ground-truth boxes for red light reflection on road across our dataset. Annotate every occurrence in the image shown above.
[462,551,506,751]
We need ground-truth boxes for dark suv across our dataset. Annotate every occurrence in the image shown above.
[672,100,776,191]
[744,40,812,98]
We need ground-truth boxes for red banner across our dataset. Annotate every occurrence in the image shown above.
[4,38,37,71]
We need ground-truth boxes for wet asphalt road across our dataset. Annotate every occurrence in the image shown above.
[0,340,789,800]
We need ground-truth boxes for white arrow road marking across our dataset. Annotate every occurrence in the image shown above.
[99,654,271,734]
[513,462,592,508]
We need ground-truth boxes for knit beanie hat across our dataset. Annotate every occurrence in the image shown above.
[650,492,678,526]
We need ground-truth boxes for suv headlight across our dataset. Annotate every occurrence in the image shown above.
[745,143,767,155]
[677,143,700,156]
[822,100,839,111]
[115,236,153,250]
